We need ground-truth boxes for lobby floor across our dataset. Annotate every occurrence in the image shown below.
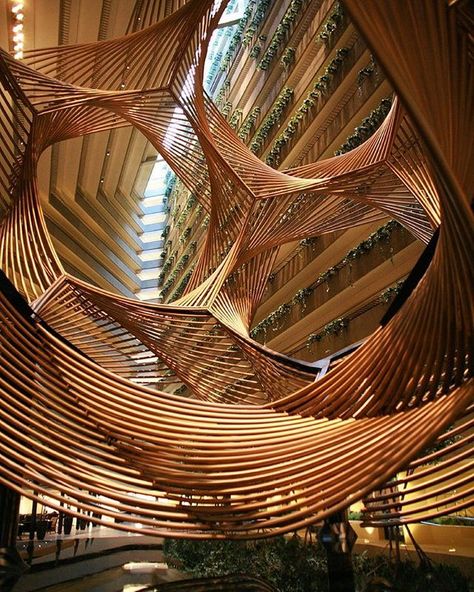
[14,525,183,592]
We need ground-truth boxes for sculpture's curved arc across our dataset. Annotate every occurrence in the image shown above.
[34,274,319,404]
[0,0,472,536]
[0,278,471,537]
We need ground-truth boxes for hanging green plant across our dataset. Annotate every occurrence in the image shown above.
[316,2,344,44]
[249,44,262,59]
[178,227,192,244]
[219,1,256,71]
[280,47,296,69]
[229,108,243,128]
[215,80,230,109]
[238,106,261,139]
[221,101,232,117]
[257,0,306,71]
[173,385,187,396]
[265,47,349,166]
[379,279,404,303]
[242,0,271,47]
[251,220,401,340]
[307,317,348,345]
[357,55,377,87]
[250,87,294,153]
[335,96,392,156]
[169,265,196,301]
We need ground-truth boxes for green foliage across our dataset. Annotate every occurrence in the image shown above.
[163,536,470,592]
[179,227,192,244]
[354,551,469,592]
[238,107,261,139]
[249,44,262,59]
[160,240,196,298]
[418,423,463,464]
[357,56,377,87]
[250,87,294,153]
[257,0,305,71]
[168,265,195,301]
[220,2,256,71]
[379,281,404,304]
[242,0,272,47]
[424,515,473,526]
[251,220,401,340]
[215,80,230,109]
[173,384,187,396]
[221,101,233,117]
[164,536,328,592]
[265,48,349,166]
[176,194,197,229]
[335,97,393,156]
[307,317,348,344]
[317,2,344,44]
[342,220,400,265]
[280,47,296,69]
[229,108,243,128]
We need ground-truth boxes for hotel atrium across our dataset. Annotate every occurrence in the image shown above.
[0,0,472,590]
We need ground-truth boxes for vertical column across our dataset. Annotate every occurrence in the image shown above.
[0,484,28,591]
[319,510,357,592]
[0,484,20,548]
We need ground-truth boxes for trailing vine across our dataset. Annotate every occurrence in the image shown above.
[173,384,187,396]
[219,1,256,71]
[176,194,197,229]
[250,87,294,153]
[357,55,377,87]
[305,281,405,347]
[249,44,262,59]
[316,2,344,44]
[250,220,402,339]
[168,265,196,301]
[228,108,243,128]
[238,106,261,139]
[342,219,399,264]
[378,280,404,303]
[257,0,305,71]
[335,96,392,156]
[221,101,232,117]
[242,0,272,46]
[280,47,295,69]
[160,252,191,297]
[307,317,348,344]
[164,173,176,198]
[215,80,230,109]
[179,227,191,244]
[265,47,349,166]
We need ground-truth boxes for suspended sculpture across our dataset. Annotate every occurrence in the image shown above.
[0,0,472,539]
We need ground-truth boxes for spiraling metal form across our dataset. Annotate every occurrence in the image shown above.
[0,0,472,538]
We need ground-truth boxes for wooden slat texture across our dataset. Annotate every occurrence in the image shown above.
[0,0,472,536]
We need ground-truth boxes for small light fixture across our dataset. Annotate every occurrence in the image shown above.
[11,1,25,59]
